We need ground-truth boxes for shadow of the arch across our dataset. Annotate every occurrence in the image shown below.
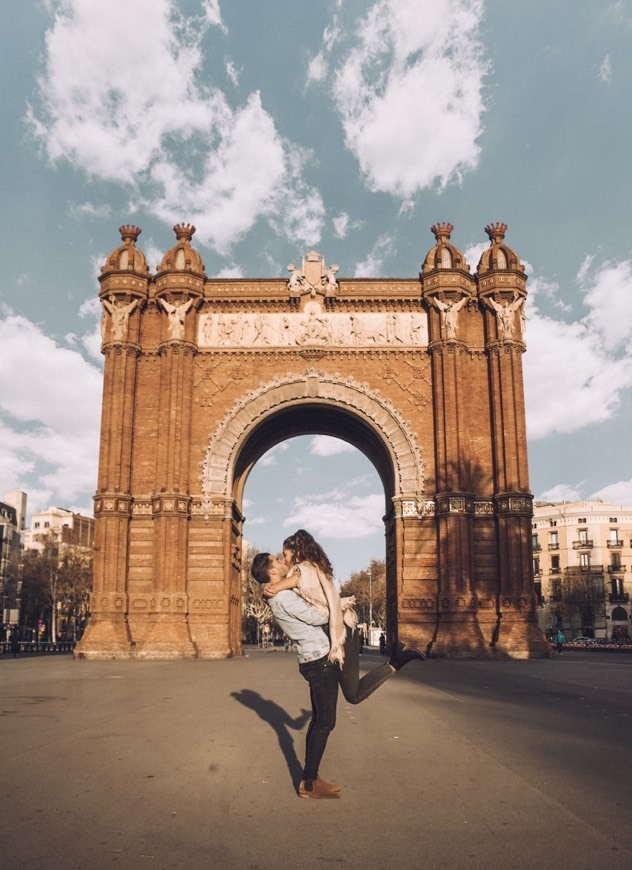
[231,689,311,789]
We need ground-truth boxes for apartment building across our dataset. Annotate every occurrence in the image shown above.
[533,500,631,641]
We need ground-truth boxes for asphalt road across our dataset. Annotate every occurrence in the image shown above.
[0,649,630,870]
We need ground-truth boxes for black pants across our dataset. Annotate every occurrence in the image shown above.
[338,627,394,704]
[299,655,339,782]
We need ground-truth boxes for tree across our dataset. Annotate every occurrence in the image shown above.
[20,536,93,641]
[240,544,272,644]
[340,559,386,629]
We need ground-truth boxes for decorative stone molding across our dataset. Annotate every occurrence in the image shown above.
[197,303,428,349]
[200,371,426,510]
[94,496,132,517]
[495,494,534,516]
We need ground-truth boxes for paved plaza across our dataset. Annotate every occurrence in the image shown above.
[1,648,630,870]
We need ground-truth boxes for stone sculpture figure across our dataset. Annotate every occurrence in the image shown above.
[102,296,138,341]
[160,297,194,340]
[487,294,524,339]
[287,264,305,292]
[433,295,467,340]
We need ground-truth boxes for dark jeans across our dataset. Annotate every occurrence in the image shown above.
[338,627,394,704]
[299,655,339,782]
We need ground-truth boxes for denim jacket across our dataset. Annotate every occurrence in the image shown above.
[267,589,330,663]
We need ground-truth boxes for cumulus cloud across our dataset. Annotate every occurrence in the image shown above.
[0,313,101,511]
[524,256,632,439]
[310,436,355,457]
[331,0,487,199]
[29,0,324,255]
[284,492,384,539]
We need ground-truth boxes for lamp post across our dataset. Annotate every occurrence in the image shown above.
[364,568,373,644]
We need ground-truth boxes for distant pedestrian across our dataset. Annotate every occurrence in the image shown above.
[555,629,565,655]
[359,630,365,654]
[379,633,386,655]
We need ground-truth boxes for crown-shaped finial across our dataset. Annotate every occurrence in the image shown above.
[431,222,454,243]
[173,223,196,242]
[485,222,508,244]
[119,225,141,244]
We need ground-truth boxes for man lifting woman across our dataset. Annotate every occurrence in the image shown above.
[250,529,426,800]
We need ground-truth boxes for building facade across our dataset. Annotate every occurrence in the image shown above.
[76,221,549,661]
[22,506,95,552]
[0,492,26,635]
[533,501,632,640]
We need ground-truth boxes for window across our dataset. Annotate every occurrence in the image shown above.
[551,555,560,573]
[609,517,618,523]
[578,517,586,523]
[611,577,624,597]
[550,531,559,550]
[533,557,540,576]
[609,528,620,544]
[550,520,557,527]
[532,534,540,550]
[579,529,588,544]
[34,522,40,528]
[44,522,50,528]
[611,552,621,570]
[580,552,590,571]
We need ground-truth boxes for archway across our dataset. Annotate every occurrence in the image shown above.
[76,223,551,660]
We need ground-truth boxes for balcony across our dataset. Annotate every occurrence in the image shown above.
[572,539,593,550]
[609,593,630,604]
[548,543,560,551]
[532,543,542,552]
[607,540,623,549]
[608,565,627,573]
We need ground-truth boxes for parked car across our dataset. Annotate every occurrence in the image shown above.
[570,636,596,644]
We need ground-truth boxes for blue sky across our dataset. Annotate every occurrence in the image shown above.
[2,1,632,581]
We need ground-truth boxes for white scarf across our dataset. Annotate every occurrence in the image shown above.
[292,561,357,666]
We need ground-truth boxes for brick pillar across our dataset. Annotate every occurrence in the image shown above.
[76,226,149,658]
[421,223,487,656]
[478,223,550,657]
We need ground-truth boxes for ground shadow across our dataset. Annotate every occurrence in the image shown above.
[231,689,311,789]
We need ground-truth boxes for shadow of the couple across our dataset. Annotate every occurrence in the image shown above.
[231,689,310,789]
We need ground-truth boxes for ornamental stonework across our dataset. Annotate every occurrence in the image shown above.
[76,222,550,663]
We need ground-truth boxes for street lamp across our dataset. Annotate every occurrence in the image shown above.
[364,568,373,643]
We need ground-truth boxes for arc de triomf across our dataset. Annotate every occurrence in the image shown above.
[76,221,550,660]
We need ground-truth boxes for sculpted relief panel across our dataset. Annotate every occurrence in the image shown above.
[198,303,428,349]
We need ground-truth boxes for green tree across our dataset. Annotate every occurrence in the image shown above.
[340,559,386,629]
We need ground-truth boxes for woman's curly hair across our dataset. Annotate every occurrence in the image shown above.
[283,528,333,579]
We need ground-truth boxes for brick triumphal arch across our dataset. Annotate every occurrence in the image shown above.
[76,222,550,660]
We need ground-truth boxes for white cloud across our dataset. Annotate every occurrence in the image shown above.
[537,483,584,503]
[590,479,632,504]
[310,436,355,457]
[67,201,112,220]
[332,212,364,239]
[29,0,324,255]
[599,54,612,84]
[331,0,487,199]
[259,442,290,467]
[284,492,384,539]
[524,255,632,439]
[0,313,101,510]
[202,0,227,32]
[307,51,328,85]
[225,57,240,86]
[353,233,396,276]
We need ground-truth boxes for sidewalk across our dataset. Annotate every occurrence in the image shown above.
[1,649,630,869]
